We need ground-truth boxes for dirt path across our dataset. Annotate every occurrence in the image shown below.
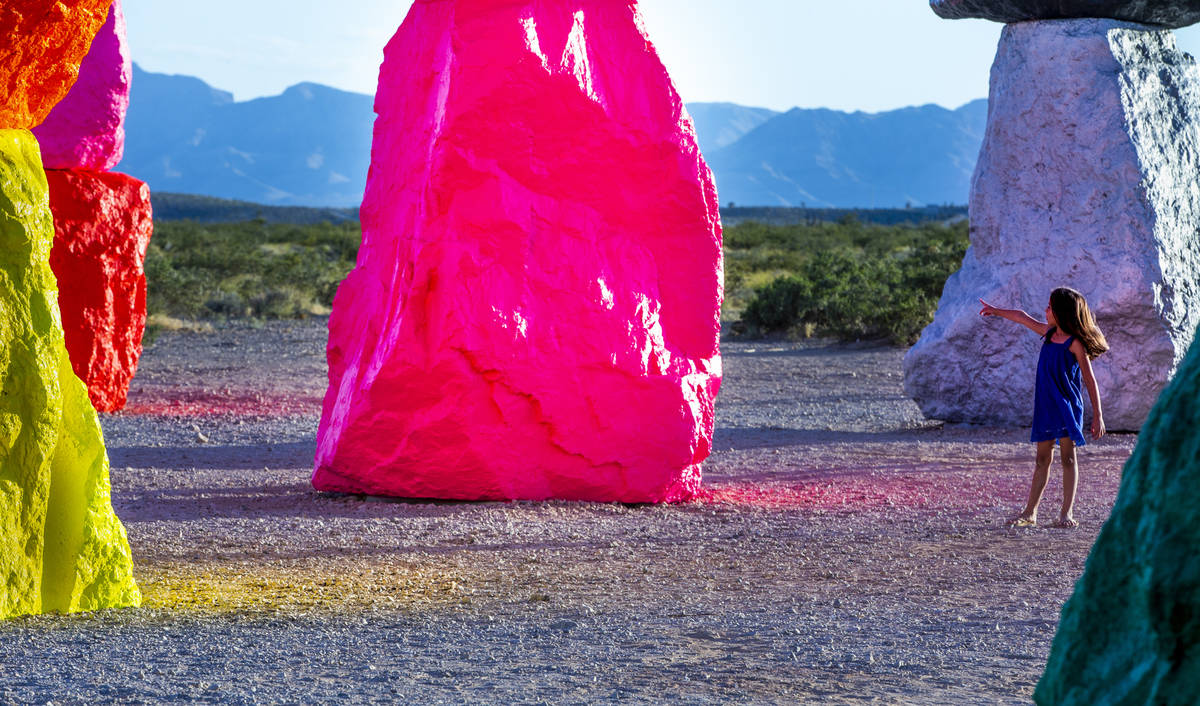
[1,320,1134,704]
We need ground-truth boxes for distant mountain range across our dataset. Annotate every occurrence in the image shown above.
[700,101,988,209]
[121,65,986,209]
[124,66,373,208]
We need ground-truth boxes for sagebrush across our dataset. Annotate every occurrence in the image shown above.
[145,219,360,321]
[728,217,968,344]
[144,215,967,346]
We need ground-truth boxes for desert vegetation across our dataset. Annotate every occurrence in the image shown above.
[145,219,359,323]
[725,216,969,344]
[145,214,967,345]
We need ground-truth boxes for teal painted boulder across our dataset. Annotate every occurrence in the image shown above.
[1037,325,1200,704]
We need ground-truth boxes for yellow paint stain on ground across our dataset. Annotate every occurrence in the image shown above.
[133,559,469,616]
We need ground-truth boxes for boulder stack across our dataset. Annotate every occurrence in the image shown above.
[921,3,1200,700]
[34,0,154,413]
[313,0,723,502]
[905,19,1200,431]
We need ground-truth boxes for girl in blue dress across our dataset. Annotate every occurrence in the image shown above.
[980,288,1109,528]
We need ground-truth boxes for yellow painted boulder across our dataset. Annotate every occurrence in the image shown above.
[0,129,139,619]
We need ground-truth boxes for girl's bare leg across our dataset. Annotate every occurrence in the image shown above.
[1058,437,1079,527]
[1015,440,1055,524]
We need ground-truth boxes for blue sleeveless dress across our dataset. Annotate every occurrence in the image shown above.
[1031,330,1086,446]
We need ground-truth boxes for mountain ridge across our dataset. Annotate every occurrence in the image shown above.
[706,99,987,208]
[121,65,985,209]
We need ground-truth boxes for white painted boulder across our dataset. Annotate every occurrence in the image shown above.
[904,19,1200,431]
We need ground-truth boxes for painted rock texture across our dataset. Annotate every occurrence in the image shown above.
[0,0,114,129]
[33,1,131,171]
[905,20,1200,431]
[0,130,140,620]
[931,0,1200,28]
[1035,324,1200,705]
[314,0,723,502]
[47,169,153,413]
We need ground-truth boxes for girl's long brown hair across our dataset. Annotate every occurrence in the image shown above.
[1048,287,1109,359]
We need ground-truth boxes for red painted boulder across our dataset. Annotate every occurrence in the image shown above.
[46,169,153,413]
[313,0,724,502]
[33,0,130,171]
[0,0,113,129]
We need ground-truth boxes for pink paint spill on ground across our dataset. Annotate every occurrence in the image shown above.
[700,479,946,511]
[122,390,323,418]
[32,0,130,170]
[699,445,1134,513]
[314,0,723,502]
[697,472,998,512]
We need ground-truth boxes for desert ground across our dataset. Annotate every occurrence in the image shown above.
[0,319,1134,704]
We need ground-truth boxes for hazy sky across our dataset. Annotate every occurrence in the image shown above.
[124,1,1200,112]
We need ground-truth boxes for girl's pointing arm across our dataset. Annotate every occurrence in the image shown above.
[979,298,1051,336]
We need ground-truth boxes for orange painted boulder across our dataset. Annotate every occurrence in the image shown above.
[0,0,113,129]
[46,168,153,413]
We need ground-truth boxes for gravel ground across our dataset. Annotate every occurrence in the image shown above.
[0,319,1135,704]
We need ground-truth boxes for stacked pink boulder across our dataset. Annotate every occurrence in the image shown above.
[34,0,154,413]
[314,0,724,502]
[32,0,131,170]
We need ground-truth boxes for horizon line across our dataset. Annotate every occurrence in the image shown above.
[131,62,989,116]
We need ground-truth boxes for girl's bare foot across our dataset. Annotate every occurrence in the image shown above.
[1008,514,1037,528]
[1052,516,1079,529]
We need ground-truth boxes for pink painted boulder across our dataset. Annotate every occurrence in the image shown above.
[32,0,130,171]
[314,0,724,503]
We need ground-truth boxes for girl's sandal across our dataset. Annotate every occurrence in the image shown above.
[1008,517,1037,528]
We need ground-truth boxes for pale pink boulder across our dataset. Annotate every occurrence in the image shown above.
[32,0,130,170]
[314,0,724,503]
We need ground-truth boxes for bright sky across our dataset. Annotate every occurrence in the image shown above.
[123,0,1200,112]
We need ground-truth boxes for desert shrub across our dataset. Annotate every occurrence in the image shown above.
[249,286,312,319]
[145,219,360,322]
[735,219,968,344]
[204,291,248,317]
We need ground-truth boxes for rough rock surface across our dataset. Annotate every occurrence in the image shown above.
[314,0,723,502]
[905,20,1200,431]
[931,0,1200,28]
[0,0,113,129]
[47,169,153,413]
[0,130,139,620]
[1036,324,1200,704]
[33,1,131,171]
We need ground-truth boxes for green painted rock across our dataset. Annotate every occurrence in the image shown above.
[1037,324,1200,704]
[0,129,139,619]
